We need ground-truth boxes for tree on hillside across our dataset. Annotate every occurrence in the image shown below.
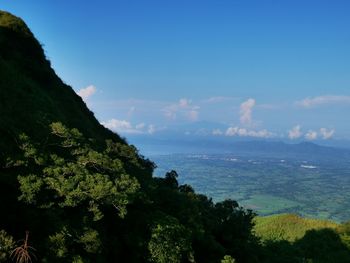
[11,122,141,261]
[148,215,192,263]
[0,230,15,262]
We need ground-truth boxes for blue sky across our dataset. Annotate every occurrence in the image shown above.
[3,1,350,142]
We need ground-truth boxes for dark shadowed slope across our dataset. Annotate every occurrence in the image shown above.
[0,11,124,158]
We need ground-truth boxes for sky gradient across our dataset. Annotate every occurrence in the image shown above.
[2,1,350,143]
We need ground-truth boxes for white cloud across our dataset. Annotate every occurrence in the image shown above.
[225,127,274,138]
[225,127,239,136]
[319,128,335,139]
[296,95,350,108]
[212,129,223,135]
[305,130,318,140]
[288,126,335,140]
[288,125,302,139]
[102,119,135,133]
[102,119,157,134]
[77,85,96,101]
[163,98,200,121]
[179,98,190,107]
[240,98,256,126]
[148,124,156,134]
[203,96,237,104]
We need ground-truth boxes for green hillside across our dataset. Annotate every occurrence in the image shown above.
[254,214,339,242]
[254,214,350,263]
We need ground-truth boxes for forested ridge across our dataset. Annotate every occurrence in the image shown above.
[1,10,350,263]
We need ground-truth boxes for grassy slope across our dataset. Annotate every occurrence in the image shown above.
[254,213,339,242]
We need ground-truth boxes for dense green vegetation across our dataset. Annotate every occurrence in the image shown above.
[2,122,258,262]
[1,10,350,262]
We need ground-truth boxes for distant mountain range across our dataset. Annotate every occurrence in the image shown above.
[128,136,350,160]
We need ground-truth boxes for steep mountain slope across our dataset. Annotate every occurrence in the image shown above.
[0,11,122,160]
